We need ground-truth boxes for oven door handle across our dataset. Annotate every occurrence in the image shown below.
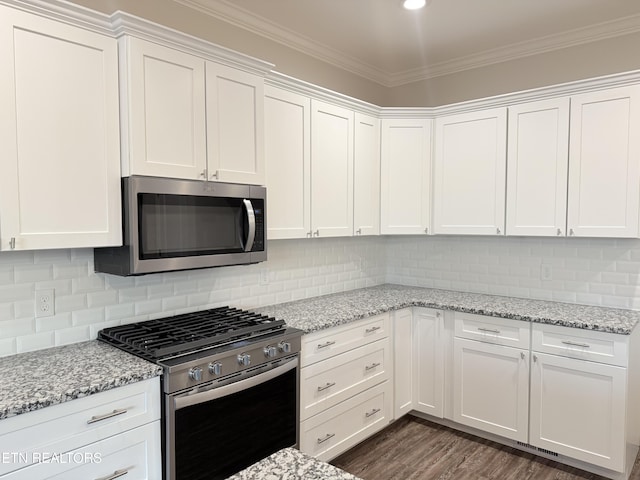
[242,199,256,252]
[174,357,297,411]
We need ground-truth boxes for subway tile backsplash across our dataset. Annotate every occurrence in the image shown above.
[1,235,640,357]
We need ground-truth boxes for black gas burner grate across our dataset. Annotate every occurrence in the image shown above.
[98,306,284,361]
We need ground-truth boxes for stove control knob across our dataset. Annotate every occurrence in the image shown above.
[278,341,291,354]
[188,367,203,382]
[237,353,251,366]
[264,345,277,358]
[208,362,222,376]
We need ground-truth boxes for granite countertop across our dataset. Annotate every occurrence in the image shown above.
[227,447,361,480]
[257,284,640,335]
[0,340,162,421]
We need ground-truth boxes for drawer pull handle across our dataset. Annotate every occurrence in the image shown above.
[317,433,335,444]
[365,362,381,371]
[365,408,381,418]
[365,326,381,334]
[317,382,336,392]
[477,327,501,334]
[561,340,591,348]
[317,340,336,349]
[87,408,128,424]
[95,468,129,480]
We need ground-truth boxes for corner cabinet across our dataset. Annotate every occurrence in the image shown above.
[0,5,122,251]
[380,119,432,235]
[120,37,265,185]
[433,108,507,235]
[353,113,381,236]
[567,85,640,238]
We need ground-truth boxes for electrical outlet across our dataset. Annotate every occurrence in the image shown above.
[540,264,553,281]
[35,288,55,318]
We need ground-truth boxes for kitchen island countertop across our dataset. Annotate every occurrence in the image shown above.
[226,447,361,480]
[256,284,640,335]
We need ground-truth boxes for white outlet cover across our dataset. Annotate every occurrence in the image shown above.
[35,288,55,318]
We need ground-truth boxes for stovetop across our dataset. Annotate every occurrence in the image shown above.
[98,306,286,362]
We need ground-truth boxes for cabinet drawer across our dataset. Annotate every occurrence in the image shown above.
[454,312,529,348]
[0,377,160,475]
[531,323,628,367]
[300,381,391,462]
[2,421,161,480]
[301,313,389,367]
[300,338,389,420]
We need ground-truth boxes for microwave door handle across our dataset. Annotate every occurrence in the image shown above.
[242,199,256,252]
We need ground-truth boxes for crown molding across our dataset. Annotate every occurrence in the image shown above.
[173,0,640,88]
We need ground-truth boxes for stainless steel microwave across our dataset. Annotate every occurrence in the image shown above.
[94,176,266,276]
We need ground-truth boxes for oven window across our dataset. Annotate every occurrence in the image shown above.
[138,193,245,259]
[174,366,297,480]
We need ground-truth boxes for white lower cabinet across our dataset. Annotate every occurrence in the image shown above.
[393,308,413,419]
[0,377,161,479]
[412,308,444,418]
[299,314,392,460]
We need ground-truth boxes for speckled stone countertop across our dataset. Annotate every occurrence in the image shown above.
[0,340,162,421]
[257,284,640,335]
[226,447,361,480]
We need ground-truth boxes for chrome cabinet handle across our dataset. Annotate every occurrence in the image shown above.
[520,352,525,360]
[365,362,381,371]
[496,227,501,234]
[87,408,128,424]
[210,170,219,180]
[317,433,335,444]
[317,382,336,392]
[365,326,381,334]
[562,340,590,348]
[424,227,428,234]
[199,169,206,178]
[95,469,129,480]
[477,327,500,334]
[365,408,381,418]
[313,230,320,237]
[317,340,336,349]
[569,228,575,236]
[356,228,362,235]
[9,237,15,250]
[557,228,562,236]
[533,354,538,363]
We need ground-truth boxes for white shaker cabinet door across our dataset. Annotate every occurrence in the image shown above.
[121,37,207,180]
[412,308,444,418]
[506,98,570,236]
[310,100,354,238]
[380,119,432,235]
[206,62,265,185]
[264,86,311,239]
[393,308,413,419]
[0,5,121,250]
[433,108,507,235]
[353,113,381,236]
[567,85,640,238]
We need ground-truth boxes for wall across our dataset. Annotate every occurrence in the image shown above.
[0,237,386,357]
[387,236,640,309]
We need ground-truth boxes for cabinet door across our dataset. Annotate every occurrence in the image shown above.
[354,113,380,236]
[380,119,431,235]
[453,337,529,442]
[206,62,265,185]
[122,37,207,180]
[311,100,354,237]
[434,108,507,235]
[567,85,640,238]
[506,98,570,236]
[393,308,413,419]
[413,308,444,418]
[530,352,626,472]
[264,86,311,239]
[0,6,121,250]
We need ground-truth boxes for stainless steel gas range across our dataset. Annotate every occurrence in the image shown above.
[98,307,303,480]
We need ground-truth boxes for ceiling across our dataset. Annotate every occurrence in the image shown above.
[174,0,640,87]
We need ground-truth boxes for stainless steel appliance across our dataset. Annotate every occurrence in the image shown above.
[98,307,302,480]
[94,176,266,276]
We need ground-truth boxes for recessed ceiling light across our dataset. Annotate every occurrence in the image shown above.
[403,0,426,10]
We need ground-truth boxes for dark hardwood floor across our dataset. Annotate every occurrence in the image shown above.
[331,416,640,480]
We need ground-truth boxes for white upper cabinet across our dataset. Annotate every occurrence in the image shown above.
[567,85,640,238]
[120,37,207,180]
[434,108,507,235]
[206,62,265,185]
[506,98,570,236]
[353,113,381,236]
[311,100,354,238]
[380,119,432,235]
[0,5,121,251]
[264,86,311,240]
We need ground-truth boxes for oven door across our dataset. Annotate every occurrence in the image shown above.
[165,356,299,480]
